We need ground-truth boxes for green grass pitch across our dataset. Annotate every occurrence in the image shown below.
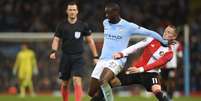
[0,95,200,101]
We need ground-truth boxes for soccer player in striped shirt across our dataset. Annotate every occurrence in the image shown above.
[112,25,178,101]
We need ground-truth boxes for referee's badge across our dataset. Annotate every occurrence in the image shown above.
[75,32,81,39]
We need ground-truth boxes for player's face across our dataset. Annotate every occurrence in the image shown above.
[21,44,28,50]
[163,26,177,41]
[66,5,78,19]
[105,7,119,20]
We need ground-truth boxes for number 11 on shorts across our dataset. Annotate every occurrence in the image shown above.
[152,78,158,84]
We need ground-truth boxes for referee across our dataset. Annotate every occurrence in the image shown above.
[49,1,98,101]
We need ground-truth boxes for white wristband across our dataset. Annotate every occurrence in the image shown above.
[138,67,144,73]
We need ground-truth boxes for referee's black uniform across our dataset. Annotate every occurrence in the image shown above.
[55,20,91,80]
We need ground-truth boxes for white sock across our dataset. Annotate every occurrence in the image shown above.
[100,82,114,101]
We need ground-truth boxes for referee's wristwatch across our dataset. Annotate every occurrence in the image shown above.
[50,49,57,54]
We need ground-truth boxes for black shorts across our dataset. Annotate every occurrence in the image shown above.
[160,68,176,80]
[59,53,84,80]
[117,72,160,91]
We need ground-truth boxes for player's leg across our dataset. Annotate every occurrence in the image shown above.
[72,76,83,101]
[18,72,26,98]
[100,68,115,101]
[26,73,36,96]
[91,77,122,101]
[71,54,87,101]
[88,60,107,100]
[61,80,70,101]
[161,68,176,100]
[99,60,123,101]
[167,69,176,100]
[88,77,100,97]
[151,84,169,101]
[90,76,123,101]
[59,53,71,101]
[90,71,140,101]
[143,73,169,101]
[19,78,26,97]
[160,69,168,92]
[27,79,35,96]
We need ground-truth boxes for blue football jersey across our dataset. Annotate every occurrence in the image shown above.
[100,18,166,62]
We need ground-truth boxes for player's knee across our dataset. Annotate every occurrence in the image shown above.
[88,78,99,97]
[151,84,161,94]
[109,77,121,87]
[99,68,114,85]
[62,80,69,86]
[99,76,111,85]
[73,76,82,85]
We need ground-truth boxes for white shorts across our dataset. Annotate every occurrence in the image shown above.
[91,59,124,80]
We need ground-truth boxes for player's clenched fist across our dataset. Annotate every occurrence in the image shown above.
[126,66,144,74]
[49,50,57,60]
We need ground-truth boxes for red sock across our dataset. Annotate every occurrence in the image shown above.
[61,84,69,101]
[74,83,83,101]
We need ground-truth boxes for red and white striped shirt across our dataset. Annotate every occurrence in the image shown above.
[121,37,173,73]
[166,41,183,69]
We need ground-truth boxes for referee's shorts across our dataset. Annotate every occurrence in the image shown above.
[58,53,85,80]
[117,72,160,91]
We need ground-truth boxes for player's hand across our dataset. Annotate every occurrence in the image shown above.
[126,66,139,74]
[12,68,17,76]
[161,39,169,47]
[113,52,123,59]
[49,52,57,60]
[126,66,144,74]
[33,67,38,75]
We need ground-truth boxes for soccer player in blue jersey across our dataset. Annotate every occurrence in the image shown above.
[88,3,168,101]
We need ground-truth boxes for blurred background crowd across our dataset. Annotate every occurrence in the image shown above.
[0,0,201,95]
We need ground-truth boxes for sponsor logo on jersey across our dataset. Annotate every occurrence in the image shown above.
[105,34,122,40]
[151,44,155,47]
[75,32,81,39]
[159,51,165,56]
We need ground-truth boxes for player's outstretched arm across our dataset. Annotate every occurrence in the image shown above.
[129,23,168,45]
[126,51,173,74]
[143,51,173,71]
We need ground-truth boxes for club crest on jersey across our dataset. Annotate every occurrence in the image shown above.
[159,51,165,56]
[75,32,81,39]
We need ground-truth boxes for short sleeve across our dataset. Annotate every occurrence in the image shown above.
[54,23,63,38]
[82,23,92,36]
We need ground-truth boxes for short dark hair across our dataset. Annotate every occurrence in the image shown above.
[105,2,120,11]
[67,1,78,9]
[68,1,77,6]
